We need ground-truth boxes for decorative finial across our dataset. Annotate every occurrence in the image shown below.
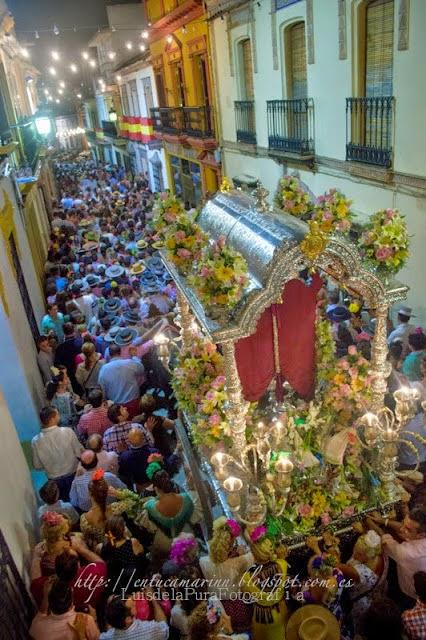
[299,220,328,262]
[252,180,271,213]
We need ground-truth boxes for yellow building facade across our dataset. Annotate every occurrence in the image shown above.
[146,0,221,205]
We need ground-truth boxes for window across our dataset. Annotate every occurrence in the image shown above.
[129,80,140,116]
[193,55,210,106]
[155,70,167,107]
[365,0,394,96]
[152,161,163,192]
[120,86,130,116]
[142,77,154,114]
[286,22,307,98]
[9,234,39,341]
[238,39,254,100]
[171,61,186,107]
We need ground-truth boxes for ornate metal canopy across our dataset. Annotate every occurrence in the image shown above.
[160,190,408,343]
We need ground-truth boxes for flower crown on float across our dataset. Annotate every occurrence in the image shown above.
[146,453,165,480]
[41,511,64,527]
[206,597,223,625]
[213,516,241,538]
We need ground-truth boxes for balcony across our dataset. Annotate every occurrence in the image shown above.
[150,106,216,147]
[101,120,118,138]
[148,0,203,41]
[267,99,315,160]
[234,101,256,145]
[346,96,394,168]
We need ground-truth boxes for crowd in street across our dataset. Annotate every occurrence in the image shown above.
[27,154,426,640]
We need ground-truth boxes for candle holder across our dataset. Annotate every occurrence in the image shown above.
[210,452,230,481]
[223,476,243,510]
[357,412,381,446]
[274,454,294,503]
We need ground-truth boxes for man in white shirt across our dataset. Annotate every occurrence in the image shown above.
[72,281,98,325]
[382,507,426,602]
[100,593,168,640]
[388,306,416,355]
[32,407,83,501]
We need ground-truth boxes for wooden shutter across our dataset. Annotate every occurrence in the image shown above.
[365,0,394,96]
[289,22,307,98]
[241,39,254,100]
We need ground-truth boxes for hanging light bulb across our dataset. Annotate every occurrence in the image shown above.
[59,81,65,88]
[111,25,116,32]
[35,30,40,39]
[139,44,146,52]
[43,88,49,96]
[73,26,77,32]
[70,63,78,73]
[98,78,104,85]
[77,93,82,99]
[49,66,57,76]
[182,25,187,34]
[51,50,60,61]
[116,74,122,82]
[55,98,60,103]
[166,35,173,44]
[20,48,30,58]
[89,59,96,68]
[58,88,63,95]
[108,51,116,60]
[47,96,53,102]
[141,30,149,39]
[125,41,133,50]
[53,24,60,36]
[81,51,89,60]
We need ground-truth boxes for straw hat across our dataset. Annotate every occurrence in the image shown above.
[286,605,340,640]
[136,239,148,249]
[130,262,146,276]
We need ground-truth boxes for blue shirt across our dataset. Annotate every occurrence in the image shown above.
[41,312,65,342]
[402,351,426,382]
[61,196,74,210]
[70,469,126,511]
[55,276,68,292]
[98,357,144,403]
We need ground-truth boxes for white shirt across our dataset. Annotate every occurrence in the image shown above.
[199,551,254,599]
[100,619,169,640]
[385,536,426,598]
[32,426,83,478]
[74,293,98,324]
[388,322,415,350]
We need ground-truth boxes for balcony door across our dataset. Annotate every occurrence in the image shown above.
[142,77,154,114]
[171,61,186,107]
[239,38,254,101]
[365,0,394,97]
[193,54,210,106]
[154,70,167,107]
[287,22,307,99]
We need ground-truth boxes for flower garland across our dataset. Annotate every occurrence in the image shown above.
[189,236,249,308]
[358,208,409,274]
[275,175,313,217]
[171,335,230,446]
[323,345,372,426]
[152,193,185,240]
[315,317,336,390]
[164,214,207,275]
[312,188,353,235]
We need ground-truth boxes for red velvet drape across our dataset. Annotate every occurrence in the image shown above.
[235,307,274,402]
[234,275,322,401]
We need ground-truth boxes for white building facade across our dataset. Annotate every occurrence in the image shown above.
[210,0,426,324]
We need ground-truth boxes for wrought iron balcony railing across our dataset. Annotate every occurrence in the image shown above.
[267,98,314,155]
[101,120,118,137]
[150,106,214,139]
[234,101,256,144]
[346,96,394,168]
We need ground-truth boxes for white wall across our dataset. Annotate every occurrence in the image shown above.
[0,386,37,578]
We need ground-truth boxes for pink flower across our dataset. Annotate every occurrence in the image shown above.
[200,266,211,278]
[321,512,332,526]
[211,375,226,389]
[175,230,186,241]
[339,384,351,397]
[208,413,221,426]
[340,360,350,370]
[298,504,313,518]
[348,345,357,356]
[323,211,333,221]
[348,367,358,378]
[159,192,168,201]
[385,208,395,219]
[205,390,215,401]
[375,246,393,261]
[177,248,191,258]
[250,525,267,543]
[342,506,355,517]
[286,200,295,209]
[226,519,241,538]
[164,212,177,223]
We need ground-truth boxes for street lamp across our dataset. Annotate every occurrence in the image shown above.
[33,108,54,138]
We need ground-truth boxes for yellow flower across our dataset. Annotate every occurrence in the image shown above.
[336,203,348,218]
[215,265,234,282]
[320,220,333,233]
[216,293,229,305]
[351,378,364,393]
[333,373,345,385]
[166,237,176,250]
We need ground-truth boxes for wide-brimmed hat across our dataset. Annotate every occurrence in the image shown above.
[398,305,415,318]
[123,309,141,325]
[114,327,137,346]
[104,325,121,342]
[103,297,122,315]
[82,241,99,252]
[105,264,125,279]
[71,279,89,294]
[136,239,148,249]
[327,306,351,323]
[286,605,340,640]
[78,219,92,228]
[84,274,100,288]
[130,262,146,276]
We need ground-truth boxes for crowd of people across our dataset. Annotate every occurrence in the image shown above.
[27,154,426,639]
